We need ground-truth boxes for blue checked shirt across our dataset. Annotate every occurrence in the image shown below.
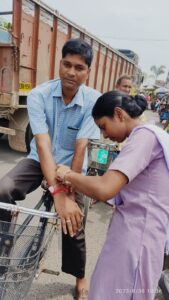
[27,79,101,173]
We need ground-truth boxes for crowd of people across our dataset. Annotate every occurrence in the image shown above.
[0,38,169,300]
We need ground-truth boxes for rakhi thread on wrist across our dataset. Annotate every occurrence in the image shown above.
[48,185,70,196]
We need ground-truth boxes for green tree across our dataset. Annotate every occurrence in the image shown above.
[0,17,12,30]
[150,65,166,81]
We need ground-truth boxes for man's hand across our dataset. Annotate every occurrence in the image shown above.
[54,193,84,237]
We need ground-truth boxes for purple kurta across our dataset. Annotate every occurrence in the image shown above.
[88,127,169,300]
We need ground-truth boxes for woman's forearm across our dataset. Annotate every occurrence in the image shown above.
[66,172,108,201]
[65,168,128,202]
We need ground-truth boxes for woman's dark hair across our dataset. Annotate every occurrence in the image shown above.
[62,38,93,67]
[92,91,147,119]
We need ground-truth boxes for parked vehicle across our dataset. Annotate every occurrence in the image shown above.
[0,0,137,152]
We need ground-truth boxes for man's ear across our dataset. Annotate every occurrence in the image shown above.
[114,107,124,121]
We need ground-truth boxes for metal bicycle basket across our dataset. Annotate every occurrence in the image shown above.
[88,141,119,172]
[0,220,47,299]
[0,198,58,300]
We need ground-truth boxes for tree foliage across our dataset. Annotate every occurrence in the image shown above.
[0,17,12,30]
[150,65,166,81]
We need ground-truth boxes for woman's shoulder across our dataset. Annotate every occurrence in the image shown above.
[129,125,158,144]
[120,125,163,161]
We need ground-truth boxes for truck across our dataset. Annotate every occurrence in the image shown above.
[0,0,137,152]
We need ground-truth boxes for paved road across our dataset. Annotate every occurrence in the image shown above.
[0,110,165,299]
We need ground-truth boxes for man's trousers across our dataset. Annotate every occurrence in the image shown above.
[0,158,89,278]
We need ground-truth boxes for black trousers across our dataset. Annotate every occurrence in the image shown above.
[0,158,89,278]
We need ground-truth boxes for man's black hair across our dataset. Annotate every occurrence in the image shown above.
[62,38,93,67]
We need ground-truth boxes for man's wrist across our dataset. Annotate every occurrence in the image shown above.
[48,185,69,197]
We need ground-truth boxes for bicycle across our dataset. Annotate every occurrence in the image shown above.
[0,189,59,300]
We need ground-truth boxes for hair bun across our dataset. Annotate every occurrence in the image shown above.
[134,95,147,113]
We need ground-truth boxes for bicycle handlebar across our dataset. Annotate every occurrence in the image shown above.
[0,202,58,219]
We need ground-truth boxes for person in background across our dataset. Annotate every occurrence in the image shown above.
[116,75,146,150]
[145,94,151,103]
[56,91,169,300]
[0,38,101,300]
[154,98,161,112]
[116,75,147,125]
[115,74,132,94]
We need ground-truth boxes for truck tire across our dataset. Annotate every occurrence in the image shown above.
[25,124,33,153]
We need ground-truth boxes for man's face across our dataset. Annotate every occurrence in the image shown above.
[116,79,132,94]
[59,54,90,92]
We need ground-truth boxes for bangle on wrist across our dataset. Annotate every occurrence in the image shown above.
[48,186,69,196]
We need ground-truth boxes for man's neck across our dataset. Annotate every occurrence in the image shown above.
[62,88,78,105]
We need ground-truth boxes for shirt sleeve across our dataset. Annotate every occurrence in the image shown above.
[77,102,100,140]
[27,89,49,135]
[109,128,158,182]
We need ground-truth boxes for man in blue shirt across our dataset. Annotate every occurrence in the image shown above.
[0,39,100,299]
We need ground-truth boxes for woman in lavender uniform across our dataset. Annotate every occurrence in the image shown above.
[56,91,169,300]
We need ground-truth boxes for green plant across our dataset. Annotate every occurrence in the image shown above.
[150,65,166,81]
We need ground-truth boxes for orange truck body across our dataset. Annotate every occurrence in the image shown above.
[0,0,136,152]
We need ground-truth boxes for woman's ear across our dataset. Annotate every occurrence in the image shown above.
[114,107,124,121]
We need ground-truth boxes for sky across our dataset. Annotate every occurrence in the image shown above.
[2,0,169,81]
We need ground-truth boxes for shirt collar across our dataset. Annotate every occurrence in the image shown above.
[53,80,84,107]
[53,80,62,97]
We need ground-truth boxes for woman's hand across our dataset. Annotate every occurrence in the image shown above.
[54,193,83,237]
[56,164,72,185]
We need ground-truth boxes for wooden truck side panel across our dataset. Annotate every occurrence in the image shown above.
[0,0,136,152]
[0,45,13,94]
[19,0,135,93]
